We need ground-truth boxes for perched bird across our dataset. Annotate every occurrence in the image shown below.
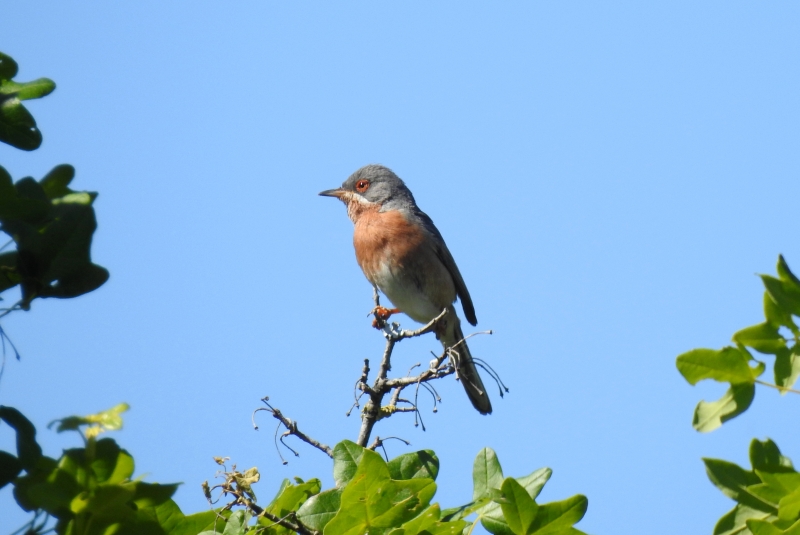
[319,164,492,414]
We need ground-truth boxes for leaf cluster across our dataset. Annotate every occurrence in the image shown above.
[0,51,108,314]
[1,405,224,535]
[0,51,54,151]
[202,440,587,535]
[0,164,109,310]
[705,438,800,535]
[676,255,800,432]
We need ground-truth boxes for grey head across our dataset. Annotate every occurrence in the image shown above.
[319,164,417,211]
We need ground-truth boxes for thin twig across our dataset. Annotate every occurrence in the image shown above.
[252,398,333,458]
[755,379,800,395]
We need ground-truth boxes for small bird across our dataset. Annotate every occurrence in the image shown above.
[319,164,492,414]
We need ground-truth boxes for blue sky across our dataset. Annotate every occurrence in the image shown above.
[2,3,799,533]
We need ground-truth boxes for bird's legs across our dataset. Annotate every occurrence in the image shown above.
[369,285,400,328]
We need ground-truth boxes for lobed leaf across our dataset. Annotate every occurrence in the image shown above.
[333,440,366,487]
[325,449,436,535]
[746,519,784,535]
[677,347,760,385]
[762,275,800,318]
[764,292,797,330]
[733,323,786,355]
[498,478,538,535]
[388,449,440,481]
[473,447,505,502]
[528,494,588,535]
[296,487,342,532]
[703,459,770,512]
[714,504,775,535]
[750,439,795,474]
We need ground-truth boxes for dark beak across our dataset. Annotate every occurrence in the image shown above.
[319,188,345,198]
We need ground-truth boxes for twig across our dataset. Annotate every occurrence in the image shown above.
[252,398,333,458]
[755,379,800,395]
[355,309,498,447]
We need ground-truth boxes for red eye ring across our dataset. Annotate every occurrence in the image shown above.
[356,180,370,192]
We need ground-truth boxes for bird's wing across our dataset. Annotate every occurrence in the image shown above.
[414,210,478,326]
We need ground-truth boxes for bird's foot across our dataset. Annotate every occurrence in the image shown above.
[369,306,400,329]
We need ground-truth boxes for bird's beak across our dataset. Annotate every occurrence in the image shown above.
[319,188,345,199]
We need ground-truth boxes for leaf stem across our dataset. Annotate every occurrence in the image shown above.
[755,379,800,395]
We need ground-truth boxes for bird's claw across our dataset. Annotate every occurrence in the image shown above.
[370,306,400,329]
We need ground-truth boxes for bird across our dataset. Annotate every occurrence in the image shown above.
[319,164,492,414]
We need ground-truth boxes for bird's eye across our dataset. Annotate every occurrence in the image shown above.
[356,180,370,192]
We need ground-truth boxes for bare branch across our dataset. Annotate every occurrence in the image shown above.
[253,398,333,459]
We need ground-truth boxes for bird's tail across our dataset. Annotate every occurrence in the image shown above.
[441,313,492,415]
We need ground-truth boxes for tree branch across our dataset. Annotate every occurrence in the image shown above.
[253,398,333,458]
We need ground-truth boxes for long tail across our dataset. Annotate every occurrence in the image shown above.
[440,312,492,415]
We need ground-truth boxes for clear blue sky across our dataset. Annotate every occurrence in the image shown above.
[2,3,799,533]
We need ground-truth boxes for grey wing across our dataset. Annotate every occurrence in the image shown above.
[415,210,478,326]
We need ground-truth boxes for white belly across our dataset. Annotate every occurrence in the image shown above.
[372,261,442,324]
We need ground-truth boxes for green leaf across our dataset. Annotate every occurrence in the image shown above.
[388,449,440,481]
[473,447,505,502]
[260,478,321,533]
[714,505,774,535]
[528,494,587,535]
[677,347,760,385]
[750,439,795,474]
[0,52,54,151]
[0,94,42,150]
[785,519,800,535]
[91,438,135,484]
[221,510,250,535]
[440,497,491,522]
[703,458,772,512]
[1,78,56,101]
[746,519,784,535]
[0,405,42,470]
[176,508,232,535]
[779,488,800,522]
[516,468,552,501]
[478,464,553,535]
[693,382,755,432]
[333,440,366,487]
[296,487,342,532]
[762,275,800,318]
[325,449,436,535]
[764,292,797,330]
[498,478,538,535]
[777,256,800,290]
[733,323,786,354]
[51,403,129,435]
[131,481,180,509]
[0,52,19,80]
[391,503,467,535]
[40,164,76,200]
[0,450,22,489]
[775,347,800,393]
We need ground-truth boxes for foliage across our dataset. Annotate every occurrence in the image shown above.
[1,405,224,535]
[0,51,55,151]
[677,255,800,533]
[0,51,107,314]
[677,255,800,432]
[3,406,588,535]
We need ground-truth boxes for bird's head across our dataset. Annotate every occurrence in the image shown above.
[319,165,416,220]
